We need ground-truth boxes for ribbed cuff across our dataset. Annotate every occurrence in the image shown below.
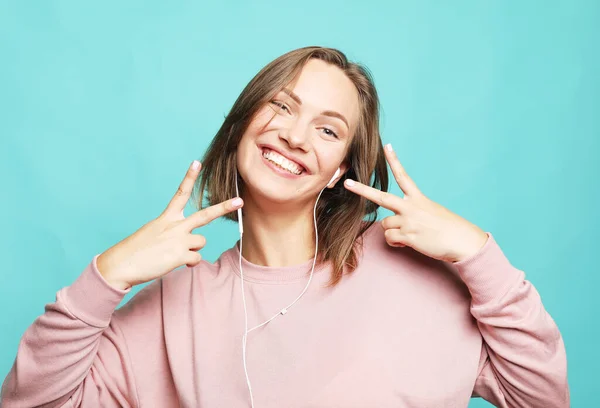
[452,233,523,306]
[60,255,130,328]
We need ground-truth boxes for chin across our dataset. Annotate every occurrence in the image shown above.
[240,167,318,212]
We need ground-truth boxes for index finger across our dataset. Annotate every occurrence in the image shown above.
[164,160,201,215]
[183,197,244,229]
[384,144,421,197]
[344,179,404,213]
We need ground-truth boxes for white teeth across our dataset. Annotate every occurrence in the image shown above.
[262,149,303,175]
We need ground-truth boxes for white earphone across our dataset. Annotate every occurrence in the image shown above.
[235,167,341,408]
[328,167,341,187]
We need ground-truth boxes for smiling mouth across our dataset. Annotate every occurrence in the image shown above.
[261,148,306,175]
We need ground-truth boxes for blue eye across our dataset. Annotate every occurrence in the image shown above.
[321,128,339,139]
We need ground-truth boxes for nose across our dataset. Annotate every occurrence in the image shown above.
[279,119,310,151]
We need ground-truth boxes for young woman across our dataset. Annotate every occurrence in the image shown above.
[1,47,568,408]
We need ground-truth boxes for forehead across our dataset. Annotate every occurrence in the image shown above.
[288,59,360,130]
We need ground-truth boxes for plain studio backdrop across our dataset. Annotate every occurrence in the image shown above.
[0,1,598,406]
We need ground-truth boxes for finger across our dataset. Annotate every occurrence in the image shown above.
[384,144,421,197]
[344,179,405,213]
[184,197,244,230]
[384,229,409,248]
[381,215,404,231]
[184,251,202,268]
[164,161,202,215]
[187,234,207,251]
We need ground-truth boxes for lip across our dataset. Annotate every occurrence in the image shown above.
[258,144,310,175]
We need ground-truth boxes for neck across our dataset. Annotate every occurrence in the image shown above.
[240,194,317,268]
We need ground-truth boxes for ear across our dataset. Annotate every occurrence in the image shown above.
[327,162,350,188]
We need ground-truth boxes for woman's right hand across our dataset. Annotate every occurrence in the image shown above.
[96,160,243,290]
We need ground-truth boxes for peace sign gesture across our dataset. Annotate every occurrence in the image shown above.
[344,144,488,263]
[97,161,244,290]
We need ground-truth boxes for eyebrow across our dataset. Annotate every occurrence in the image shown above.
[282,88,350,129]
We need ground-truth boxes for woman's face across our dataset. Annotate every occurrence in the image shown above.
[237,59,360,208]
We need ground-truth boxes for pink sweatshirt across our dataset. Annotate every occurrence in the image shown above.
[1,222,569,407]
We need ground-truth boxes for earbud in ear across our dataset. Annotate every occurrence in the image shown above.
[328,167,341,187]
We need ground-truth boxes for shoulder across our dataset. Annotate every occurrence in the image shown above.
[160,249,234,300]
[112,250,231,324]
[109,278,164,348]
[355,220,470,304]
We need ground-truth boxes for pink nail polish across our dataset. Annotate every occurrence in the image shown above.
[232,197,243,207]
[192,160,200,170]
[345,179,356,187]
[385,144,393,152]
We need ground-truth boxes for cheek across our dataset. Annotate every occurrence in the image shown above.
[315,142,347,173]
[236,131,258,174]
[237,110,272,157]
[248,107,276,132]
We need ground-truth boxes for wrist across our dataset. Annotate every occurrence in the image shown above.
[450,228,489,263]
[96,253,132,291]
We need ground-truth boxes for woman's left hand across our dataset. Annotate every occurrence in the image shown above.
[344,144,489,264]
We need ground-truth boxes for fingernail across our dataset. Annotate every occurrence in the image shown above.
[192,160,200,170]
[385,143,393,152]
[232,197,243,207]
[345,179,356,187]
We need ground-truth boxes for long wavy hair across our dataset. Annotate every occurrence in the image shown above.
[194,46,388,287]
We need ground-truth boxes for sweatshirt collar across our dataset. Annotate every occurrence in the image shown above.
[225,241,330,284]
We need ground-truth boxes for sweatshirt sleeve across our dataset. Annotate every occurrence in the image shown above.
[0,256,140,408]
[452,233,570,408]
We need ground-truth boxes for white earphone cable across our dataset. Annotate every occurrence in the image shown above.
[236,178,255,407]
[237,170,336,408]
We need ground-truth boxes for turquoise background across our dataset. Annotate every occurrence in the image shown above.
[1,1,598,406]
